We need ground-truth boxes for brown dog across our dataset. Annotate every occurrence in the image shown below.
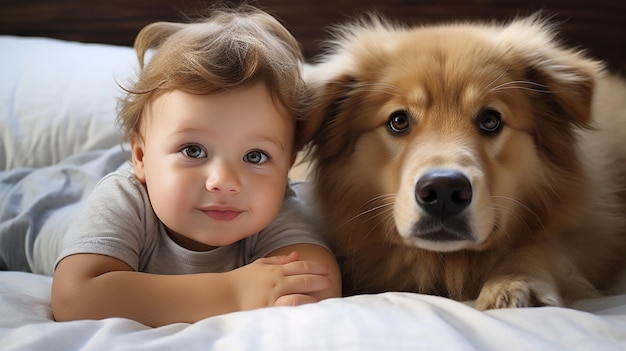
[297,14,626,309]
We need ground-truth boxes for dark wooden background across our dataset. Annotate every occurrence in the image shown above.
[1,0,625,72]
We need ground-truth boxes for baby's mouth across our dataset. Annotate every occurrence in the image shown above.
[200,207,243,221]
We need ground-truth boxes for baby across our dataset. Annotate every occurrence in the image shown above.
[50,5,341,327]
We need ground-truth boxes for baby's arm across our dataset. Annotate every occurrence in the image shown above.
[51,251,332,327]
[266,243,342,305]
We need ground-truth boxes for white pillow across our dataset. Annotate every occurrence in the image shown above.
[0,36,138,170]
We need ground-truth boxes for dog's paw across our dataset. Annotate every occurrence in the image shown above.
[474,276,562,310]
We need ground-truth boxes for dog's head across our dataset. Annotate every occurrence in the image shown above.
[302,14,603,252]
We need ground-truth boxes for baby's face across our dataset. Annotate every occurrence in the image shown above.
[131,82,294,251]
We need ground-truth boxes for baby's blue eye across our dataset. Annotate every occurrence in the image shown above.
[181,145,206,158]
[244,150,269,164]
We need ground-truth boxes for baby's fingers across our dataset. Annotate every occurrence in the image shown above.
[283,260,330,276]
[281,273,332,295]
[275,294,319,307]
[258,251,299,265]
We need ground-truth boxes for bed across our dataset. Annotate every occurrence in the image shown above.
[2,1,626,350]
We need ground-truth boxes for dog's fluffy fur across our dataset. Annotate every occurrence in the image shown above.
[298,14,626,309]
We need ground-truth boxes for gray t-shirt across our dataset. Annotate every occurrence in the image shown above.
[54,167,329,275]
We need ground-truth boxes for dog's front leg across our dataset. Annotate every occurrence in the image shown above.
[474,246,563,310]
[474,274,562,310]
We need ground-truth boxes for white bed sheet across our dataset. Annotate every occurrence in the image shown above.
[1,271,626,351]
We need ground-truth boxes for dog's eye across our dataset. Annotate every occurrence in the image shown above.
[476,108,503,135]
[388,111,411,134]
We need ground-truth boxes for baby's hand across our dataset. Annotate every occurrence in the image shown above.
[231,251,331,311]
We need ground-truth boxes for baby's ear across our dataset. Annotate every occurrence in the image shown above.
[130,138,147,183]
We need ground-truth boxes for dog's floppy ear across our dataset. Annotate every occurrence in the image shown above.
[498,15,604,128]
[298,64,359,161]
[299,71,354,141]
[496,15,605,167]
[298,13,396,155]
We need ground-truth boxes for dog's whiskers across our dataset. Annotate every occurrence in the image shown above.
[359,82,400,91]
[360,89,401,97]
[338,194,396,229]
[490,195,545,233]
[356,82,401,97]
[343,195,396,282]
[484,69,510,92]
[381,211,400,243]
[363,207,396,241]
[362,201,397,245]
[490,80,551,94]
[485,212,514,247]
[362,193,396,206]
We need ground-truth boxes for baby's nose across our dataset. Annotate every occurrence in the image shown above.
[206,159,241,193]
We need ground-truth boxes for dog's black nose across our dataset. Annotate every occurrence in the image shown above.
[415,170,472,220]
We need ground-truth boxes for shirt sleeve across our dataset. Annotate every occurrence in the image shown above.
[249,182,330,262]
[55,171,155,271]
